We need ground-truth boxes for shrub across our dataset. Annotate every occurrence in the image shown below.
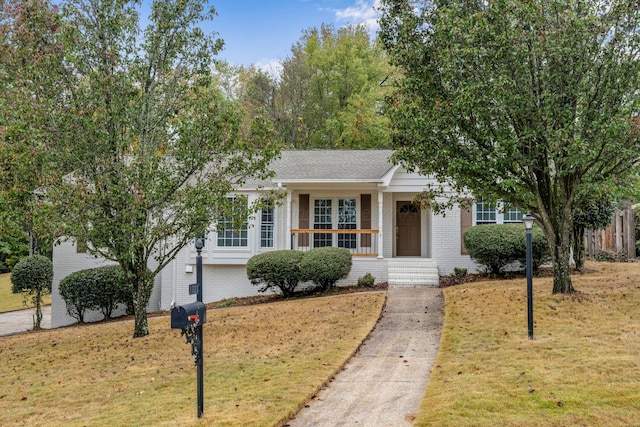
[463,224,549,274]
[299,247,352,291]
[452,267,468,278]
[594,250,629,263]
[59,265,130,322]
[10,255,53,329]
[357,272,375,288]
[247,250,305,297]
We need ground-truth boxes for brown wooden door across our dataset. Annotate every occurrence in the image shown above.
[396,201,421,256]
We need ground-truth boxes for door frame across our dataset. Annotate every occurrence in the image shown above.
[395,201,421,257]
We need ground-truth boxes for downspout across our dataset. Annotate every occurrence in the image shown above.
[286,189,292,250]
[378,191,384,259]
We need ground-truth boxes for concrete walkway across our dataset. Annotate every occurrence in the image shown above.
[286,287,444,427]
[0,305,51,336]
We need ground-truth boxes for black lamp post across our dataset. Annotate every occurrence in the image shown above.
[194,236,205,417]
[523,214,535,340]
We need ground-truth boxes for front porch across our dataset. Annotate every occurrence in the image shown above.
[290,229,439,286]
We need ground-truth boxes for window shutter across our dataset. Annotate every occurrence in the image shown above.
[360,194,371,247]
[460,200,473,255]
[299,194,309,246]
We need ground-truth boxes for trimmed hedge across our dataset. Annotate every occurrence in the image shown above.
[299,247,352,291]
[10,255,53,330]
[11,255,53,295]
[247,250,305,297]
[463,224,549,274]
[59,265,131,322]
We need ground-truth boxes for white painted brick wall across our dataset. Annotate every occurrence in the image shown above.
[51,239,162,328]
[430,205,481,275]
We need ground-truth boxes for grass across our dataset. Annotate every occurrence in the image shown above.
[414,261,640,426]
[0,291,385,426]
[0,272,52,313]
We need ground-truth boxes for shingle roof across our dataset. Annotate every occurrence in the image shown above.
[270,149,395,182]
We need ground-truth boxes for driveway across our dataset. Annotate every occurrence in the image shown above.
[0,305,51,336]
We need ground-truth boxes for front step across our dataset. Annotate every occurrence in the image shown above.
[387,258,439,286]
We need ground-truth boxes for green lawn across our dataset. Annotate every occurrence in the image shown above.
[0,273,52,313]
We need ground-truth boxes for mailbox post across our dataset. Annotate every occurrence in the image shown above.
[171,236,206,419]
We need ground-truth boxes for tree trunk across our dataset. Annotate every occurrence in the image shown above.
[551,225,576,294]
[33,290,43,330]
[572,225,585,272]
[132,275,153,338]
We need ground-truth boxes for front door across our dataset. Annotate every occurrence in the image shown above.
[396,201,421,256]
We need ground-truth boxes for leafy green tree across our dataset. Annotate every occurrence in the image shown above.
[573,197,616,270]
[379,0,640,293]
[46,0,279,338]
[11,254,52,329]
[0,0,69,257]
[276,24,392,148]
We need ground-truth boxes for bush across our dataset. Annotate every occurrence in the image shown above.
[10,255,53,329]
[594,250,629,263]
[247,250,305,297]
[463,224,549,274]
[59,265,130,322]
[299,247,352,291]
[357,272,375,288]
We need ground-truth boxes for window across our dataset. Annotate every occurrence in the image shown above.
[313,199,333,247]
[217,197,248,247]
[260,203,274,248]
[475,198,497,224]
[503,206,522,223]
[338,198,357,249]
[474,198,523,225]
[312,198,358,248]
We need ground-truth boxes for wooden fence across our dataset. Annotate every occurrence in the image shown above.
[585,209,636,259]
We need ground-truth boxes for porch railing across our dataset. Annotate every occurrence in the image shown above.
[291,229,379,257]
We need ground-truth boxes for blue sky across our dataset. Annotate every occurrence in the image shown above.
[210,1,381,70]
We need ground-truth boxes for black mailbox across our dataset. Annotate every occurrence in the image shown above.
[171,301,207,329]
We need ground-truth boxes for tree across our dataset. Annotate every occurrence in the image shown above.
[276,24,393,148]
[47,0,279,337]
[0,0,69,257]
[11,254,53,329]
[572,197,616,270]
[379,0,640,293]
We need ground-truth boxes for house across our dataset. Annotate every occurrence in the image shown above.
[50,149,523,328]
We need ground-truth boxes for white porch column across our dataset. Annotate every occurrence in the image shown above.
[286,190,292,250]
[377,191,384,259]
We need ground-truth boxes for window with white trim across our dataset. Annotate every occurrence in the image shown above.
[313,199,333,247]
[474,198,523,225]
[312,198,358,248]
[260,203,274,248]
[475,198,497,224]
[503,206,523,223]
[338,198,357,249]
[217,197,248,247]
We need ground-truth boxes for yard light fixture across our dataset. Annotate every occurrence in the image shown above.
[523,214,535,339]
[194,235,204,417]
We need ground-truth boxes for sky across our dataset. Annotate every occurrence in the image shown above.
[210,0,381,71]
